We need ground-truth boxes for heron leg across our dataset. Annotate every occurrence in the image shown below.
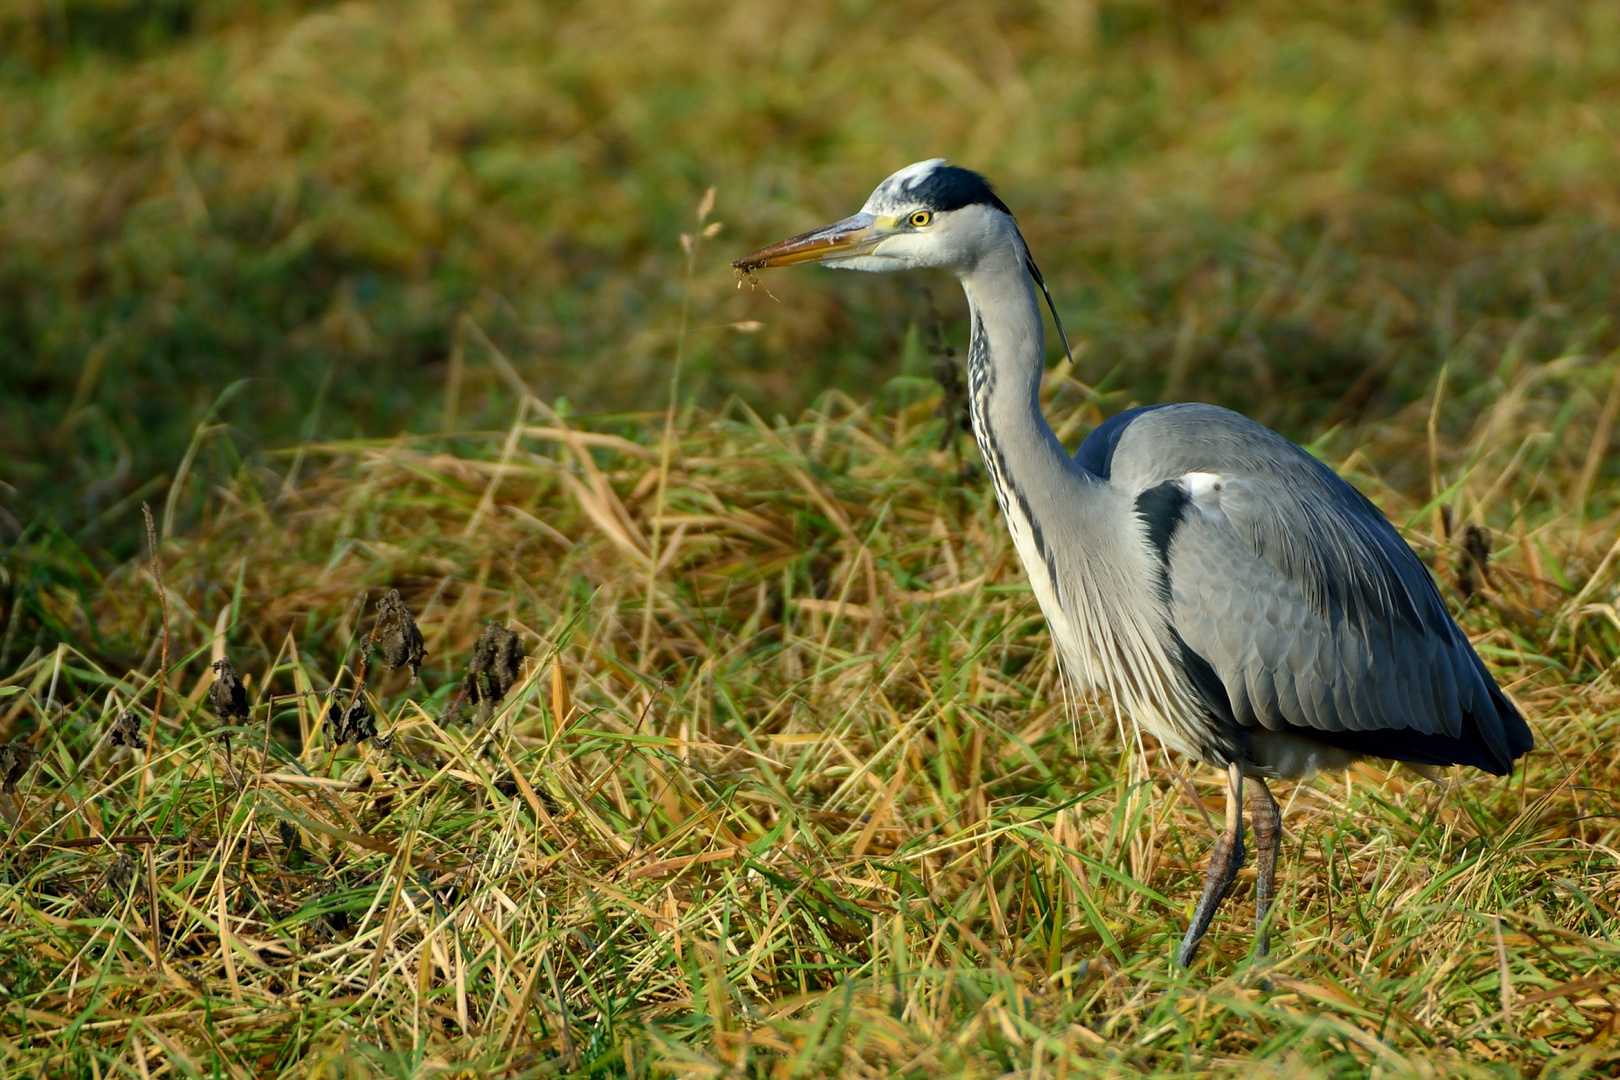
[1177,762,1245,967]
[1248,778,1282,957]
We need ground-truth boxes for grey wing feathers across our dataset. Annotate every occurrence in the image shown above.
[1095,403,1531,774]
[1169,480,1464,737]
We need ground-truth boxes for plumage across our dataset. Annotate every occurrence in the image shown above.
[1087,402,1530,774]
[734,159,1534,965]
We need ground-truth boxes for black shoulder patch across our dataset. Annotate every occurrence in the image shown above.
[908,166,1013,216]
[1135,479,1189,565]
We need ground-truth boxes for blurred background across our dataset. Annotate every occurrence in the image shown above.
[3,0,1618,556]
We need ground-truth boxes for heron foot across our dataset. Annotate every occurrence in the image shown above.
[1177,763,1246,967]
[1177,829,1245,965]
[1249,779,1282,958]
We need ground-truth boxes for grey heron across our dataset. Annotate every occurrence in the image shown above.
[734,160,1534,965]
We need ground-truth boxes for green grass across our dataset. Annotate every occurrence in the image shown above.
[4,1,1620,1076]
[6,0,1620,541]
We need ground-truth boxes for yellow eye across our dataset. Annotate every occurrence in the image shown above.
[909,210,933,228]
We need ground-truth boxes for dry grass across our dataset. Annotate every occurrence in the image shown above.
[2,316,1619,1075]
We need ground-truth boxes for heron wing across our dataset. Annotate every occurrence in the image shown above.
[1089,403,1529,772]
[1168,475,1456,732]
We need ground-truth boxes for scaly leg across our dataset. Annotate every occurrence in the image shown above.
[1177,762,1245,967]
[1248,778,1282,957]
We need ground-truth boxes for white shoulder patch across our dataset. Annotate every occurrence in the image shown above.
[1181,471,1223,499]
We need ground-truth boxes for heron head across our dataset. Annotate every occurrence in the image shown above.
[733,159,1019,276]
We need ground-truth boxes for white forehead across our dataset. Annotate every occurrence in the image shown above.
[860,158,948,214]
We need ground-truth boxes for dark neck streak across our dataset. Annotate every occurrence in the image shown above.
[960,244,1087,597]
[959,237,1233,765]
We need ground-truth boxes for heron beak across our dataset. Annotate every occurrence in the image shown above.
[732,213,885,271]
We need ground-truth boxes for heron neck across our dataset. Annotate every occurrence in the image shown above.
[959,250,1074,490]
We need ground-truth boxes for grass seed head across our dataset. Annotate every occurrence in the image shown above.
[208,657,250,724]
[373,588,427,682]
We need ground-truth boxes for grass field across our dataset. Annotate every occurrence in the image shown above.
[4,1,1620,1077]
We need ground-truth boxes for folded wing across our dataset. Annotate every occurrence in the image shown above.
[1090,404,1531,774]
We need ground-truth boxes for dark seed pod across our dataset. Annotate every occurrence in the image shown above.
[925,290,971,450]
[933,353,971,449]
[1457,522,1493,601]
[310,878,350,937]
[0,739,36,794]
[374,589,428,682]
[277,821,306,869]
[210,658,251,724]
[463,622,523,709]
[325,696,377,747]
[100,853,134,897]
[492,772,559,813]
[108,712,146,749]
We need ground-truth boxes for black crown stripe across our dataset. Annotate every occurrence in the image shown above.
[904,166,1013,216]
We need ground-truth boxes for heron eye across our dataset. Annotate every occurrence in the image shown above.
[909,210,932,228]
